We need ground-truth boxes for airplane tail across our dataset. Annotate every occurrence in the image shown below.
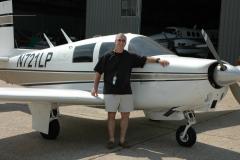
[0,0,31,58]
[0,0,14,52]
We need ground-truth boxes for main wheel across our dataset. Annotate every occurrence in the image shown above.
[40,119,60,140]
[176,125,196,147]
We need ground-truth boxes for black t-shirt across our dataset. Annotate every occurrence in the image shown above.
[94,50,147,94]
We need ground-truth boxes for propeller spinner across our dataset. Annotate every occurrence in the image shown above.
[201,29,240,104]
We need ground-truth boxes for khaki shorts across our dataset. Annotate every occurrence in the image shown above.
[104,94,134,112]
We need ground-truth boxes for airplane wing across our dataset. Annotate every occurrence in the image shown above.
[0,87,104,105]
[195,44,207,48]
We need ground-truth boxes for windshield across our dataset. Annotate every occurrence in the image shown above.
[128,36,174,56]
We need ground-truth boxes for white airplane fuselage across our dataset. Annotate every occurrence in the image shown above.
[0,34,228,112]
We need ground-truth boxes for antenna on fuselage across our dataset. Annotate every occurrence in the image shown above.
[60,28,72,43]
[43,33,54,48]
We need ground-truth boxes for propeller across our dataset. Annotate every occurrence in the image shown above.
[201,29,240,104]
[201,30,226,71]
[230,83,240,104]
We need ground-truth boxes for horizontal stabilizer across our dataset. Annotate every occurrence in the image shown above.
[0,87,104,105]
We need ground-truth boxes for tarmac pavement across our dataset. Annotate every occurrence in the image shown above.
[0,81,240,160]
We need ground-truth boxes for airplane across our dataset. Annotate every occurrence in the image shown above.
[149,26,217,58]
[0,0,240,147]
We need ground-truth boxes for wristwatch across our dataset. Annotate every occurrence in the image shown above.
[155,58,160,63]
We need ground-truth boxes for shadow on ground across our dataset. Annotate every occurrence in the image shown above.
[0,103,30,114]
[0,104,239,160]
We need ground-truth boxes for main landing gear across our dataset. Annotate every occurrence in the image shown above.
[176,110,196,147]
[40,109,60,140]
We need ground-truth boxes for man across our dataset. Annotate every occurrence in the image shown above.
[91,33,169,149]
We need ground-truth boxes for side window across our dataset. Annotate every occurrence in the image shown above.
[72,43,96,63]
[99,42,115,58]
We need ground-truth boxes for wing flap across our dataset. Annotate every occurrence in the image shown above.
[0,87,104,105]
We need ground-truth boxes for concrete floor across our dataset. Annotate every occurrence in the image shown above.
[0,81,240,160]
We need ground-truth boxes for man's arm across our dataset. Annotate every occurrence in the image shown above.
[91,72,101,97]
[146,57,169,67]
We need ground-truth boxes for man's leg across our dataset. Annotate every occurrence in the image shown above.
[120,112,130,143]
[108,112,117,142]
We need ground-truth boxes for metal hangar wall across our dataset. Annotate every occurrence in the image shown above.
[219,0,240,64]
[85,0,141,38]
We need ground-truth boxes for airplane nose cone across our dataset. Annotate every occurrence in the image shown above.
[214,64,240,86]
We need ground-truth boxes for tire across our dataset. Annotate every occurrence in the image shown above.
[176,125,196,147]
[40,119,60,140]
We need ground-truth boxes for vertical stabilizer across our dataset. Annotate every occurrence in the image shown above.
[0,0,14,50]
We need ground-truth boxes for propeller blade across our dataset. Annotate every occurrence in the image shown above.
[230,83,240,104]
[201,29,226,71]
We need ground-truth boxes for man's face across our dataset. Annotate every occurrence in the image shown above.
[115,36,126,49]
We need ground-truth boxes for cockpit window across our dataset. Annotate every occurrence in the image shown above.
[99,42,115,58]
[73,43,96,63]
[128,36,174,56]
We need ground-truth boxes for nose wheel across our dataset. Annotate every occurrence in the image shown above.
[176,110,196,147]
[176,125,196,147]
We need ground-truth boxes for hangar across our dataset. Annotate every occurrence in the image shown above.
[6,0,240,64]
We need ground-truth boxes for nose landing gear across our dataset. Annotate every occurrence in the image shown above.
[176,110,196,147]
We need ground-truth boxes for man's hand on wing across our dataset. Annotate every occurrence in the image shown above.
[159,59,169,67]
[91,88,98,97]
[146,57,170,67]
